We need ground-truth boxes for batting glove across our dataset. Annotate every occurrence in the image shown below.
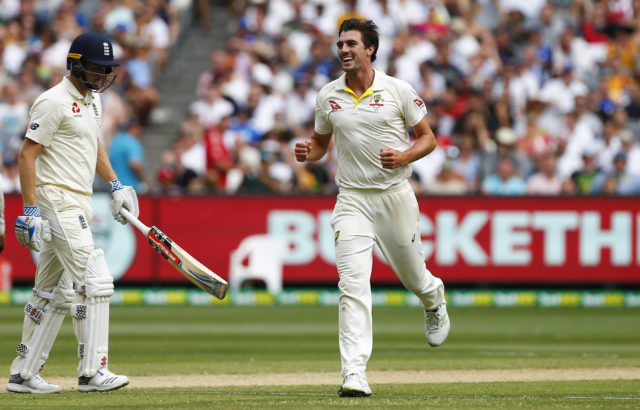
[15,206,51,252]
[109,180,139,225]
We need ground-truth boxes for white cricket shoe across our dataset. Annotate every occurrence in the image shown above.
[78,368,129,392]
[424,303,450,347]
[338,373,372,397]
[6,373,61,394]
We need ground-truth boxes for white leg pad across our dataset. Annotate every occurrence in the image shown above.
[10,287,73,380]
[71,249,114,377]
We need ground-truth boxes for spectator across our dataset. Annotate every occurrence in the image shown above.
[0,81,29,162]
[526,152,563,195]
[482,156,527,195]
[572,147,600,194]
[425,158,468,195]
[591,151,640,195]
[108,118,147,192]
[123,42,159,125]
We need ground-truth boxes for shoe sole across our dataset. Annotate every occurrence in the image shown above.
[78,380,129,393]
[338,387,372,397]
[6,383,61,394]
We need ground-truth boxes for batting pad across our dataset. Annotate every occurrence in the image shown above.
[12,287,73,380]
[72,249,114,377]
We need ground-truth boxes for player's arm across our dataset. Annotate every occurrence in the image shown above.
[15,138,51,251]
[96,140,118,183]
[18,138,43,206]
[295,131,333,162]
[380,117,437,169]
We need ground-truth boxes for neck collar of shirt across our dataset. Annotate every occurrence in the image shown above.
[63,76,92,105]
[338,67,386,105]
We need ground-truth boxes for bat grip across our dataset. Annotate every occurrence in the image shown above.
[119,208,151,236]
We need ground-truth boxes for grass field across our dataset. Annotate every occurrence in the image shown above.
[0,304,638,408]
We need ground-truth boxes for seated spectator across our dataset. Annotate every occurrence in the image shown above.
[0,81,29,163]
[123,42,159,125]
[482,156,527,195]
[590,151,640,195]
[571,147,600,194]
[425,159,468,195]
[451,134,481,192]
[526,152,563,195]
[190,81,235,129]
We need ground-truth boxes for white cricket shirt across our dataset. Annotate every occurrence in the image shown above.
[314,67,427,190]
[25,76,102,196]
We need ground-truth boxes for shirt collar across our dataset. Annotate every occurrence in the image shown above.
[337,67,386,92]
[63,76,91,103]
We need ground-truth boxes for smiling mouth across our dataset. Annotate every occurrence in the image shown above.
[341,56,353,63]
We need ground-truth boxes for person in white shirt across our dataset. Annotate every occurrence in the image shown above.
[7,32,139,394]
[295,18,449,398]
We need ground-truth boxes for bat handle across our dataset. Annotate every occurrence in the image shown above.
[119,208,151,236]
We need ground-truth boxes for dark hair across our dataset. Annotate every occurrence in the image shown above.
[338,18,379,62]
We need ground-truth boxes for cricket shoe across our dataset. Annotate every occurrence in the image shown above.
[338,373,372,397]
[424,303,450,347]
[78,368,129,392]
[6,373,61,394]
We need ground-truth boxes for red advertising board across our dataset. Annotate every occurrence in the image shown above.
[3,194,639,286]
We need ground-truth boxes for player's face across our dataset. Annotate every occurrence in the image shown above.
[84,62,110,90]
[337,30,372,74]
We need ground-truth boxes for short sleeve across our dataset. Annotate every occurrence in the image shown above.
[25,98,63,147]
[399,81,427,128]
[314,94,332,135]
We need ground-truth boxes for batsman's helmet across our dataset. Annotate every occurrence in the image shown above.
[67,32,120,93]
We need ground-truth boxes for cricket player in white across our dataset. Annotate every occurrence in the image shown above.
[7,32,139,394]
[295,18,450,397]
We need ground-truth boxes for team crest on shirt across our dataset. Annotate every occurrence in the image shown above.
[369,94,384,112]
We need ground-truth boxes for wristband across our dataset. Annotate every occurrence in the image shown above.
[23,206,40,217]
[107,179,123,192]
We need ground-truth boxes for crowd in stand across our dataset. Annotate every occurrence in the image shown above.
[0,0,183,194]
[3,0,640,196]
[157,0,640,196]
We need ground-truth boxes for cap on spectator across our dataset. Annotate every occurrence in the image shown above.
[122,117,140,129]
[614,151,627,161]
[582,146,597,157]
[619,129,634,143]
[495,127,516,145]
[571,82,589,97]
[252,63,273,87]
[450,17,467,35]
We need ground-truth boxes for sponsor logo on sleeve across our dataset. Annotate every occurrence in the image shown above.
[28,122,39,131]
[413,98,424,108]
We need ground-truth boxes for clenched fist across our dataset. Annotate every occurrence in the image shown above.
[295,140,312,162]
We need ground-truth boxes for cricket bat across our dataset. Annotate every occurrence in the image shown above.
[119,208,228,300]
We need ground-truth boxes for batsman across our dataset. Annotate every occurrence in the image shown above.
[7,32,139,394]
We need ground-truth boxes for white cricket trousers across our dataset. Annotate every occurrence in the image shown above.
[10,185,95,375]
[331,180,445,378]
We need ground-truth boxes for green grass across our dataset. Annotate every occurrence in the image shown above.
[1,381,639,409]
[0,305,639,408]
